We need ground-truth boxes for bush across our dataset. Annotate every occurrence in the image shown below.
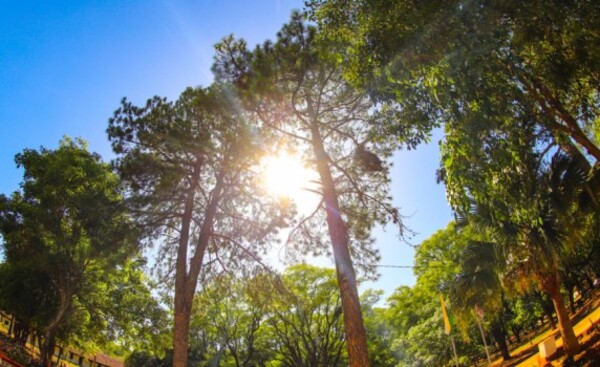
[0,334,32,366]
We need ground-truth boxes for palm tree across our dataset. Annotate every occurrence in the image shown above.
[450,240,512,361]
[463,151,594,357]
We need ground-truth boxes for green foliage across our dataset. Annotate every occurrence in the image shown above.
[450,241,504,316]
[178,265,348,367]
[310,0,600,215]
[72,258,170,357]
[383,283,484,367]
[413,223,484,295]
[360,290,396,367]
[383,221,559,364]
[510,295,544,333]
[0,263,55,340]
[125,351,169,367]
[385,285,432,335]
[125,349,207,367]
[450,150,592,356]
[257,265,347,367]
[393,311,452,367]
[190,273,272,367]
[0,138,142,363]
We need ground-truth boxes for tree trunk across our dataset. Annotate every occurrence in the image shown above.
[549,289,580,357]
[490,320,511,361]
[41,289,72,367]
[41,329,57,367]
[511,326,521,344]
[172,160,201,367]
[582,272,594,294]
[13,319,29,347]
[172,291,193,367]
[172,161,222,367]
[547,313,556,329]
[309,123,371,367]
[540,271,580,357]
[56,346,64,367]
[517,70,600,163]
[537,292,556,330]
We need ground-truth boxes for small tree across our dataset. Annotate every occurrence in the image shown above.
[255,265,347,367]
[450,241,512,361]
[190,273,272,367]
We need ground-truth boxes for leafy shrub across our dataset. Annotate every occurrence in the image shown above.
[0,334,32,366]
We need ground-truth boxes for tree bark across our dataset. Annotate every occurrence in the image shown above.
[172,294,192,367]
[536,291,557,330]
[540,271,580,357]
[512,326,521,344]
[490,319,511,361]
[13,319,29,347]
[172,161,223,367]
[41,288,72,367]
[309,122,371,367]
[172,161,201,367]
[41,328,57,367]
[513,67,600,163]
[582,272,594,294]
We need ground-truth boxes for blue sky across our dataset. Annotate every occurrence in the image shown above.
[0,0,452,300]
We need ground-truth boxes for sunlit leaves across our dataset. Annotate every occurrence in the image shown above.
[0,138,140,362]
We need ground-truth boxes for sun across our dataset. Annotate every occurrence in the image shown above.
[261,152,319,211]
[262,152,309,198]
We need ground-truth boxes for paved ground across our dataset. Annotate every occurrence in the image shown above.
[488,302,600,367]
